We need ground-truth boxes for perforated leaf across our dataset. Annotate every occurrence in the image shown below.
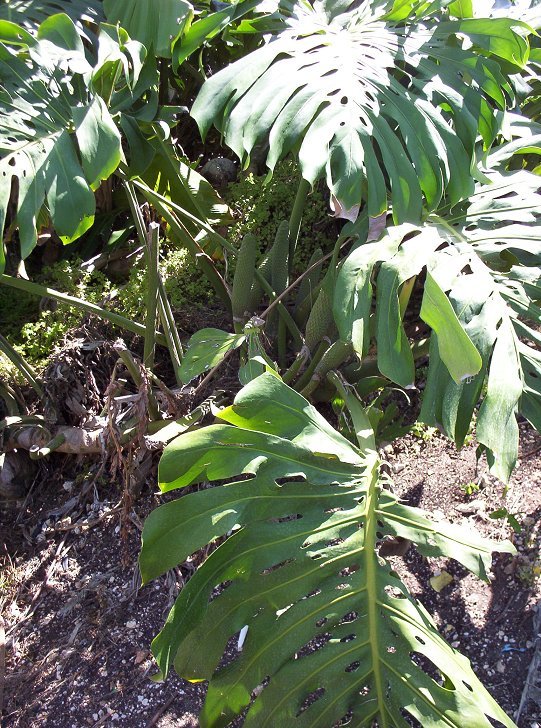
[192,0,530,221]
[0,0,104,40]
[417,169,541,481]
[0,14,156,268]
[141,374,515,728]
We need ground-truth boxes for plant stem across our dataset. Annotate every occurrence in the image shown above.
[157,278,184,383]
[135,185,232,312]
[363,453,389,728]
[282,346,309,384]
[0,275,167,347]
[293,340,329,391]
[288,177,310,268]
[29,432,66,460]
[127,177,235,255]
[124,180,185,376]
[0,381,22,416]
[300,340,353,398]
[343,337,430,383]
[277,318,287,369]
[144,223,160,372]
[254,271,303,349]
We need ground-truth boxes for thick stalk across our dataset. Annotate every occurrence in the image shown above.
[144,223,160,372]
[124,180,186,373]
[300,340,353,398]
[293,340,329,392]
[0,275,165,346]
[282,347,309,384]
[157,278,183,382]
[288,177,311,269]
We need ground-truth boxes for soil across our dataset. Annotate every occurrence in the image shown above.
[2,417,541,728]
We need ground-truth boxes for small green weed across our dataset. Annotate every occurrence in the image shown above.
[0,247,214,376]
[460,481,480,497]
[409,421,438,442]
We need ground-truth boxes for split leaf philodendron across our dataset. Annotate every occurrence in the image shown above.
[139,3,539,721]
[140,374,515,727]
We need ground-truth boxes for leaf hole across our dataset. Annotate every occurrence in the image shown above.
[340,96,348,105]
[340,633,356,643]
[345,661,360,673]
[296,687,325,716]
[339,611,358,625]
[384,584,406,599]
[410,651,454,689]
[260,558,294,575]
[387,645,396,653]
[315,617,328,628]
[463,680,473,692]
[400,709,423,727]
[335,711,353,725]
[415,635,426,645]
[209,579,232,603]
[275,513,302,522]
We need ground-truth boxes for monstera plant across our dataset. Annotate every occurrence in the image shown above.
[141,374,516,727]
[139,1,540,725]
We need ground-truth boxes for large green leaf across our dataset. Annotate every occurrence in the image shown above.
[192,0,530,221]
[172,0,263,68]
[415,168,541,481]
[103,0,193,58]
[141,374,515,727]
[419,271,483,384]
[0,14,157,268]
[332,163,541,481]
[0,0,105,40]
